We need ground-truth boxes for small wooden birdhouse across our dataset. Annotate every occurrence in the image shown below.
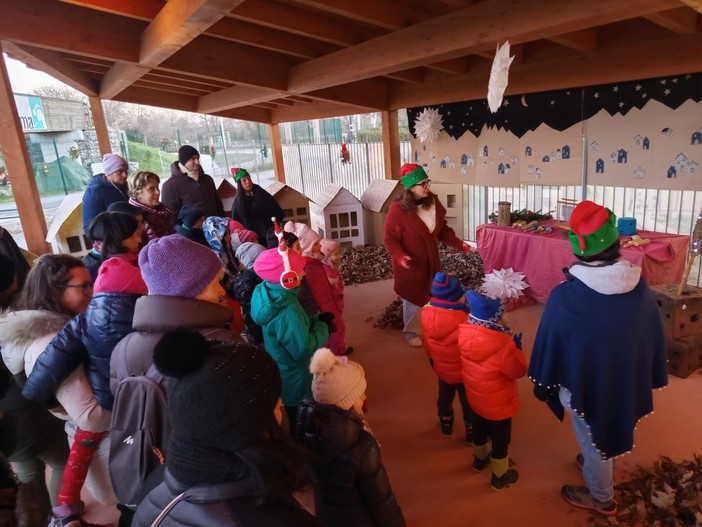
[45,193,90,255]
[212,177,237,216]
[360,179,404,245]
[266,181,311,226]
[309,184,364,247]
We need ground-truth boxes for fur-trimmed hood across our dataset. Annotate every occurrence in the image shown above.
[0,310,69,375]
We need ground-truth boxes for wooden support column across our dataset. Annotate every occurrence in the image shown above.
[381,110,400,180]
[89,96,111,155]
[269,123,286,184]
[0,47,51,255]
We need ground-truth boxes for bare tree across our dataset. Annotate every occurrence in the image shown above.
[32,85,86,102]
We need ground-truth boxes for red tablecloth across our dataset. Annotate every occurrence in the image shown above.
[476,222,690,304]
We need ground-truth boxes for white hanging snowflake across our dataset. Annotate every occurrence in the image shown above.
[481,268,528,300]
[414,108,444,144]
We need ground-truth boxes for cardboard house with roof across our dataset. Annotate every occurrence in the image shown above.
[265,181,311,225]
[45,192,90,256]
[309,184,364,247]
[360,179,404,245]
[212,177,237,215]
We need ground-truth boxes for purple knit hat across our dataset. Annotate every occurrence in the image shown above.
[138,234,223,297]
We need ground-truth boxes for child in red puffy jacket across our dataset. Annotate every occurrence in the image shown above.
[459,291,527,491]
[420,272,473,441]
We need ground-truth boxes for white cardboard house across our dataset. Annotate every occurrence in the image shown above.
[309,184,364,247]
[212,177,237,216]
[360,179,404,245]
[266,181,311,226]
[45,192,90,256]
[432,182,465,241]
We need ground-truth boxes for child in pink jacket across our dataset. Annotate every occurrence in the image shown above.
[319,239,351,355]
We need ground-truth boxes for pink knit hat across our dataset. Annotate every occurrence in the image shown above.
[284,221,320,256]
[253,247,306,287]
[94,257,147,294]
[320,239,340,258]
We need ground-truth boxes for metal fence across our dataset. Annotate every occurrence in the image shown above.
[282,141,412,201]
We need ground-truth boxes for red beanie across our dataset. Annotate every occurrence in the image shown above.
[94,257,148,294]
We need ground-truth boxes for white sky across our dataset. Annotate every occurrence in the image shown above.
[4,55,68,95]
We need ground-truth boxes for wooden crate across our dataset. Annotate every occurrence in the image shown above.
[666,334,702,379]
[651,283,702,339]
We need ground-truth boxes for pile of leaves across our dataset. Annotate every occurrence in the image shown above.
[342,243,485,329]
[488,208,554,224]
[589,455,702,527]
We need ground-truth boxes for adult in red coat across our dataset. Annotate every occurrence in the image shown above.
[383,164,469,347]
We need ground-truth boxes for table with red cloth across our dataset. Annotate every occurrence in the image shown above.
[476,221,690,304]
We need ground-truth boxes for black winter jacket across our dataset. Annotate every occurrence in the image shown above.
[296,401,405,527]
[22,292,140,410]
[133,468,320,527]
[231,183,284,248]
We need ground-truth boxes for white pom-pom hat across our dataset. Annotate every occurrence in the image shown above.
[310,348,367,411]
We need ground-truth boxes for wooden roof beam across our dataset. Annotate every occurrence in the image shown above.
[270,100,373,124]
[390,32,702,109]
[2,42,98,96]
[548,28,598,52]
[293,0,415,30]
[0,0,142,62]
[679,0,702,15]
[287,0,680,93]
[645,7,699,33]
[198,85,286,113]
[305,78,389,110]
[232,0,379,46]
[100,0,245,98]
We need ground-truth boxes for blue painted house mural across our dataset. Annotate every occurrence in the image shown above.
[596,159,605,173]
[525,146,532,156]
[460,154,468,165]
[643,137,650,149]
[562,145,570,159]
[440,159,447,168]
[617,149,628,163]
[542,155,550,162]
[692,131,702,145]
[498,163,505,174]
[667,166,677,178]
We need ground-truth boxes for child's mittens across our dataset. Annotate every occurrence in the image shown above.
[512,332,523,349]
[318,312,336,333]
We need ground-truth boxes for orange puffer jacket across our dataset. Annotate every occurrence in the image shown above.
[458,323,527,420]
[421,305,467,384]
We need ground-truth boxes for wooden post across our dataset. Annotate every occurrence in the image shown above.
[381,110,400,180]
[679,212,702,295]
[269,123,285,184]
[0,47,51,255]
[89,96,111,156]
[498,201,512,226]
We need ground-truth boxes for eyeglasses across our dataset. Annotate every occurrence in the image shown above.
[59,282,93,293]
[414,180,431,189]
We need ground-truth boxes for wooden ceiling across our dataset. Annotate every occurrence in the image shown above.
[1,0,701,125]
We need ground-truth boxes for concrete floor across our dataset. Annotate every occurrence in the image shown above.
[83,278,702,526]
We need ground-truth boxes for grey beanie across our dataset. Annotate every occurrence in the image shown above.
[235,242,266,269]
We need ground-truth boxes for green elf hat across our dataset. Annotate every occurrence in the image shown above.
[567,200,619,256]
[399,163,428,189]
[231,167,250,182]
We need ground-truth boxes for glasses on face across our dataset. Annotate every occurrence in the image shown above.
[414,179,431,189]
[59,282,93,293]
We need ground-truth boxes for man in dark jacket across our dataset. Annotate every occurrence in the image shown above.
[82,153,129,236]
[161,145,225,221]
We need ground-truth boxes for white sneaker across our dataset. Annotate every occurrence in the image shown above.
[407,336,423,347]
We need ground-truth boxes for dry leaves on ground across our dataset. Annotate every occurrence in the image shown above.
[589,455,702,527]
[337,243,484,329]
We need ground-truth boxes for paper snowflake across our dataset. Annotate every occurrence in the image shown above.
[414,108,444,144]
[481,268,528,300]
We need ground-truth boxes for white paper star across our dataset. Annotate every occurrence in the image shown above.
[481,268,528,300]
[414,108,444,144]
[487,41,514,113]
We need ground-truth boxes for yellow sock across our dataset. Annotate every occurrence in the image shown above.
[473,442,489,461]
[490,456,509,477]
